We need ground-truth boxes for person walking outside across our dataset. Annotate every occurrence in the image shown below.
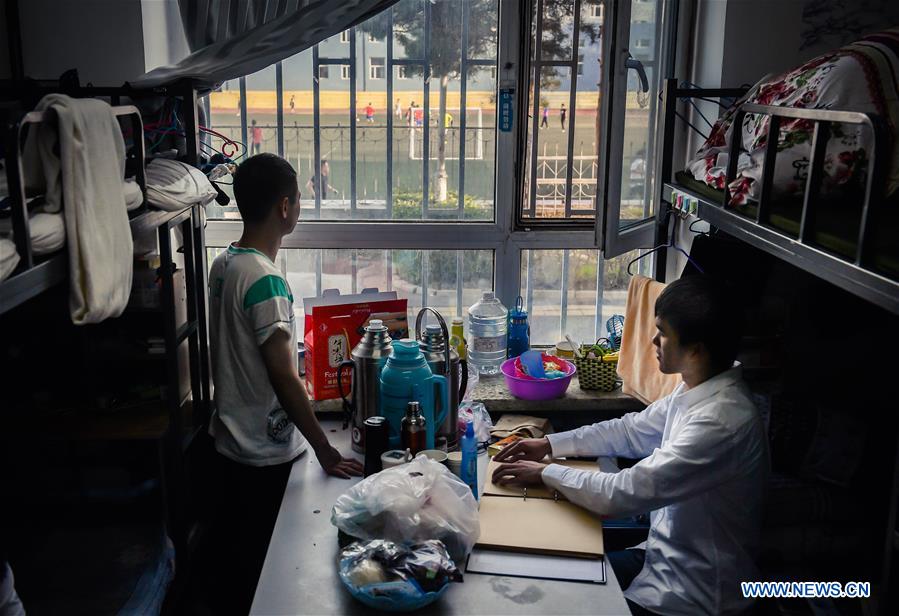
[540,105,549,128]
[394,97,403,119]
[364,102,375,123]
[289,95,296,114]
[251,120,263,154]
[560,103,567,131]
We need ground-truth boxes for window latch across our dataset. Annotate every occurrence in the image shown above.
[624,52,649,93]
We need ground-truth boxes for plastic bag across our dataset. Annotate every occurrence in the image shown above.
[458,401,493,446]
[331,455,480,564]
[338,539,461,612]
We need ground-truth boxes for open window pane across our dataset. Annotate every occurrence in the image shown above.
[602,0,671,257]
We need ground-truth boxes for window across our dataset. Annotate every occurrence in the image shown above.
[369,57,385,80]
[204,0,677,329]
[340,30,349,43]
[635,38,650,49]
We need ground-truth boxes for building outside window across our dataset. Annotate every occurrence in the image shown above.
[340,64,350,80]
[340,30,349,43]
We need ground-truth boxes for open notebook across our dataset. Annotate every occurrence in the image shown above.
[476,458,604,560]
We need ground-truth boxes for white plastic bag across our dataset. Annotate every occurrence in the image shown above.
[458,402,493,445]
[331,455,480,564]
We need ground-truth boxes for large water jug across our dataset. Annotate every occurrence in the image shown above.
[379,339,448,449]
[467,291,508,375]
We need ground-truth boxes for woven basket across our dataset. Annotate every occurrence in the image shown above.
[572,341,619,391]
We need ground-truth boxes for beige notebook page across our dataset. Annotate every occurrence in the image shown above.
[484,458,599,500]
[476,495,605,559]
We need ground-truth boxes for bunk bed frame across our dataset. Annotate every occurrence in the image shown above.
[0,82,212,605]
[655,78,899,316]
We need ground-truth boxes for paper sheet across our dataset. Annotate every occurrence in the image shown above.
[466,548,606,584]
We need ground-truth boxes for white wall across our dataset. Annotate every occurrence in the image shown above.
[14,0,189,85]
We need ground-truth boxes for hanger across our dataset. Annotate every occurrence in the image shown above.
[626,237,706,276]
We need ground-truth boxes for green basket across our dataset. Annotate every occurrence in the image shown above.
[571,340,619,391]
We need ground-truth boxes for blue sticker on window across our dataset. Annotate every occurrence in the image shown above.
[499,88,514,132]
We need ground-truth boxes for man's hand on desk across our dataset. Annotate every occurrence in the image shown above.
[317,445,364,479]
[493,436,552,463]
[492,460,548,487]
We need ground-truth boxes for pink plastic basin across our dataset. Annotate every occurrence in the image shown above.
[500,357,576,401]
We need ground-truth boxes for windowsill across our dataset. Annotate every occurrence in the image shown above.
[306,373,644,415]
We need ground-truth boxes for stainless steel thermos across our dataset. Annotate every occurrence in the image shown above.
[338,319,394,453]
[416,309,467,451]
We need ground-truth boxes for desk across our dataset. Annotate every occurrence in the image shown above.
[252,419,630,615]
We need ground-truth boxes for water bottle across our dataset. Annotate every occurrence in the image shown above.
[507,295,530,359]
[467,291,508,375]
[460,420,478,499]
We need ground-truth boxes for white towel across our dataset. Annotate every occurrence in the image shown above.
[29,212,65,254]
[0,238,19,281]
[146,158,217,212]
[25,94,132,324]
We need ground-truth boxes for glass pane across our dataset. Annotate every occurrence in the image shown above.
[534,66,571,219]
[520,248,652,346]
[426,0,463,218]
[393,72,426,218]
[462,65,496,221]
[207,79,243,217]
[245,65,278,157]
[540,0,576,61]
[245,249,495,333]
[617,0,664,228]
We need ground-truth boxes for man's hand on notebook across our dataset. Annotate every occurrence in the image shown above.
[491,460,548,487]
[493,436,552,463]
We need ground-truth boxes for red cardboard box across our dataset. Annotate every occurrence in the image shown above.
[303,289,408,401]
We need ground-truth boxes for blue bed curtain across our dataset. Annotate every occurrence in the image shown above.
[133,0,400,89]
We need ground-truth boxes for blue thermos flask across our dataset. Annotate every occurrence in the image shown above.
[507,296,530,359]
[379,339,449,449]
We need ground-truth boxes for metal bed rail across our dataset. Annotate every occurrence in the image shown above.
[723,103,886,269]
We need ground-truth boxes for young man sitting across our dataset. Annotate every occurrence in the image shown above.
[207,153,362,613]
[493,275,770,615]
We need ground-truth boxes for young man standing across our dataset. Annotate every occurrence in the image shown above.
[251,119,263,154]
[494,276,769,615]
[207,153,362,613]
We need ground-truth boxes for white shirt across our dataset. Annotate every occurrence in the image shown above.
[208,244,307,466]
[543,365,769,615]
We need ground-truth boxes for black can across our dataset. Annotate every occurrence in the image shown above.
[363,416,389,477]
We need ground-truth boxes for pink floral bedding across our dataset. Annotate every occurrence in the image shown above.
[686,28,899,207]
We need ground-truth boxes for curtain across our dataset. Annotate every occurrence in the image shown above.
[133,0,399,90]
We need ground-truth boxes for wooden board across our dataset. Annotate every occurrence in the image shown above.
[484,458,599,500]
[476,495,604,559]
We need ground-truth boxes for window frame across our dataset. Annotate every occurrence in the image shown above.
[599,0,678,258]
[204,0,680,323]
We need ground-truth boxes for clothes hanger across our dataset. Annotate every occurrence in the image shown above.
[626,238,706,276]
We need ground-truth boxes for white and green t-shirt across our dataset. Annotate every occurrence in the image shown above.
[208,243,306,466]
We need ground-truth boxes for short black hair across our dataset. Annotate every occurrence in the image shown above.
[655,275,742,371]
[233,153,298,224]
